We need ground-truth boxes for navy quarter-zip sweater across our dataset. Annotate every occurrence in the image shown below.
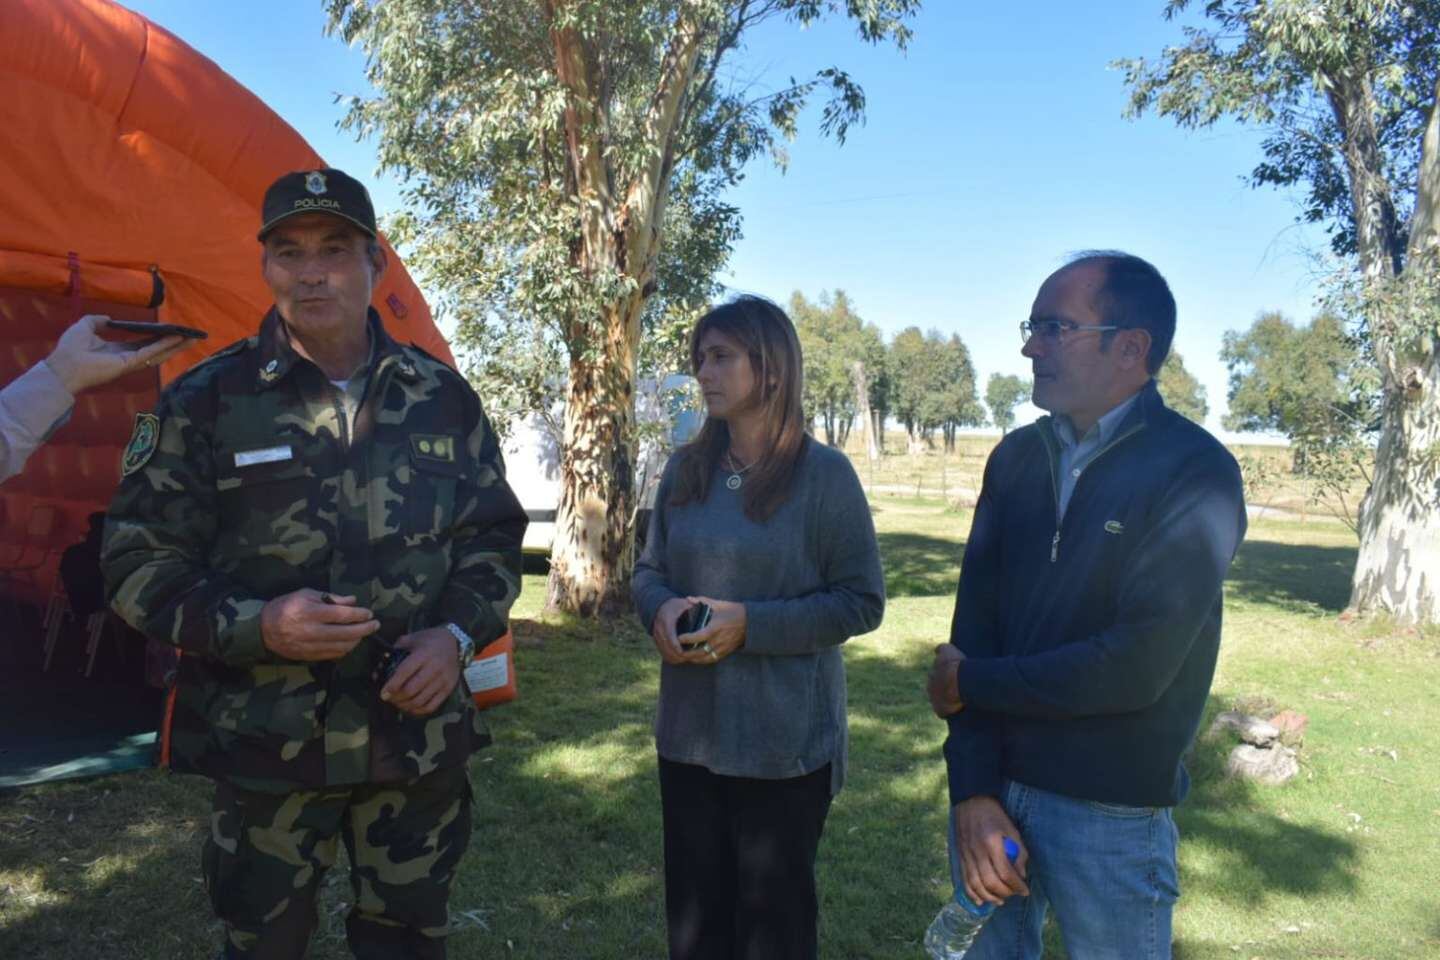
[943,380,1246,808]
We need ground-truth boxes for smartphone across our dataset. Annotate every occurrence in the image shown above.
[105,319,209,339]
[676,602,712,645]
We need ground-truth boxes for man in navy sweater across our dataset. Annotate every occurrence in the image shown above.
[927,251,1246,958]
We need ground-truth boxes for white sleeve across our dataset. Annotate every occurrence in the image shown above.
[0,361,76,483]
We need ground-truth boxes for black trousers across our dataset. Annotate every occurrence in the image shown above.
[658,756,833,960]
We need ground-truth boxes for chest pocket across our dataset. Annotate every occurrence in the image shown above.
[215,444,325,549]
[404,437,464,541]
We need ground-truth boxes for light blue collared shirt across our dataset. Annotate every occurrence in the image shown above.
[1052,389,1143,519]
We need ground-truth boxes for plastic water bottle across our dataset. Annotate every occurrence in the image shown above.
[923,818,1021,960]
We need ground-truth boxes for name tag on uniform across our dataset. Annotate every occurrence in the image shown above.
[234,445,294,468]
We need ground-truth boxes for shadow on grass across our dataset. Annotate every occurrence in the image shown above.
[0,771,223,960]
[1225,538,1357,614]
[877,531,963,599]
[15,611,1355,959]
[467,615,959,959]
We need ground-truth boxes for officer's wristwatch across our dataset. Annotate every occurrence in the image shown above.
[445,622,475,666]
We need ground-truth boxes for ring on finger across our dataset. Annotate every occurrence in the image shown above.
[701,641,714,655]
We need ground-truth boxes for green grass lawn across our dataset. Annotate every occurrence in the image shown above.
[2,494,1437,958]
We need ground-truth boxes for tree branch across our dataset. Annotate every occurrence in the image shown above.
[1406,73,1440,263]
[546,0,615,251]
[618,4,709,293]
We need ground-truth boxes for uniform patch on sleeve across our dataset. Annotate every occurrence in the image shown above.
[121,413,160,476]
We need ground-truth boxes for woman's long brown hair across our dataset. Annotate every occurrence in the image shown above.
[669,296,810,522]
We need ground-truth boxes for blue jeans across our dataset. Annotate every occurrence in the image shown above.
[964,780,1180,960]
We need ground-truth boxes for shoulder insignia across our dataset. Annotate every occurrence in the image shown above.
[412,434,457,462]
[122,413,161,476]
[164,336,253,387]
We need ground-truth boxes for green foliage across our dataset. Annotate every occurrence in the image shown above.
[1116,0,1440,263]
[888,326,929,439]
[1120,0,1440,391]
[1221,311,1364,439]
[1122,0,1440,616]
[1156,350,1208,423]
[1330,249,1440,373]
[984,373,1030,434]
[791,289,867,446]
[1221,310,1376,528]
[317,2,920,436]
[325,0,918,377]
[882,327,983,447]
[323,0,919,610]
[923,332,985,450]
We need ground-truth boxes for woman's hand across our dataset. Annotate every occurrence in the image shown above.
[678,596,746,666]
[652,597,691,665]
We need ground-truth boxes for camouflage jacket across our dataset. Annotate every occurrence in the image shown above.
[102,308,527,793]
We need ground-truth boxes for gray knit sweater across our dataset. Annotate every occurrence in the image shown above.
[632,439,885,795]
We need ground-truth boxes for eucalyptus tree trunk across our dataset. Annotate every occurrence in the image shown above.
[547,301,643,617]
[853,360,879,461]
[1346,76,1440,623]
[1350,368,1440,622]
[543,6,702,616]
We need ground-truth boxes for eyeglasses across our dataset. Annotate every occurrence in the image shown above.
[1019,319,1121,344]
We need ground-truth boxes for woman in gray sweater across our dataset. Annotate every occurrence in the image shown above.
[633,296,885,960]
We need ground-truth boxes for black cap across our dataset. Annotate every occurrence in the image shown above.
[257,168,377,241]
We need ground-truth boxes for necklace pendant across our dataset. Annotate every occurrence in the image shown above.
[726,473,743,491]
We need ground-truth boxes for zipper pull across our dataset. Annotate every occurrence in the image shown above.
[1050,530,1060,563]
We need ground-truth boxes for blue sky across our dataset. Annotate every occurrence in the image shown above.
[125,1,1330,439]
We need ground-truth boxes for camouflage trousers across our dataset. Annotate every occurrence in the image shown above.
[203,764,473,960]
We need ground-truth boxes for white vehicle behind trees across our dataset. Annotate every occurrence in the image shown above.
[503,374,703,556]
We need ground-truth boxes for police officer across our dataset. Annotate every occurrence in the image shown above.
[102,168,527,959]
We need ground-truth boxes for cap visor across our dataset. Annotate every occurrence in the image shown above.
[257,208,377,241]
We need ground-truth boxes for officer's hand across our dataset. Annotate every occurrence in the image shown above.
[260,589,378,661]
[44,315,187,394]
[382,627,460,717]
[928,643,965,716]
[954,796,1029,907]
[651,597,689,666]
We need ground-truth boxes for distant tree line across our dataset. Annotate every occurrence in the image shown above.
[788,289,1211,449]
[790,290,986,452]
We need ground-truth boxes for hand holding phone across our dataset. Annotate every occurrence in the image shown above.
[44,314,193,394]
[105,319,208,339]
[675,602,713,646]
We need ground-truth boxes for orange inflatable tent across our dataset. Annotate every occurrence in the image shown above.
[0,0,447,609]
